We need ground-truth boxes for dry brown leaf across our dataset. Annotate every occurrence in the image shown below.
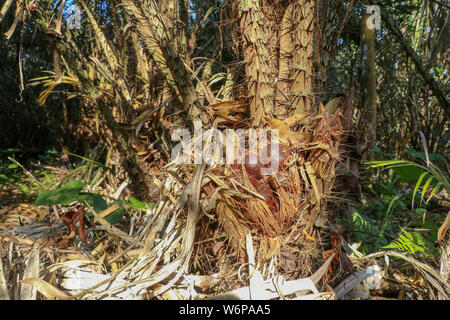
[265,117,290,143]
[283,113,309,127]
[265,237,281,259]
[304,162,321,206]
[324,96,344,115]
[211,100,246,112]
[4,0,24,40]
[437,211,450,241]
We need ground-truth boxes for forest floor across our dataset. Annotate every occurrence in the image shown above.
[0,152,448,300]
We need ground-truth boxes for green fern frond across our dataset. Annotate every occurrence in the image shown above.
[383,228,431,256]
[352,211,379,235]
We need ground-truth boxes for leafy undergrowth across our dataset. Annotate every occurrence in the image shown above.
[337,146,449,299]
[0,149,59,203]
[0,149,160,299]
[343,146,448,257]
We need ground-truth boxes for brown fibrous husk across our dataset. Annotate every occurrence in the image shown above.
[208,104,347,265]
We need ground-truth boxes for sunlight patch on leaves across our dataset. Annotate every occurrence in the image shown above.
[383,228,434,257]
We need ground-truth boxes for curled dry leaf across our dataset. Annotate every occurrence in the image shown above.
[61,205,93,244]
[437,211,450,242]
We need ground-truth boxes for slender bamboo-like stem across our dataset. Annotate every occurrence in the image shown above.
[361,5,377,129]
[0,0,14,25]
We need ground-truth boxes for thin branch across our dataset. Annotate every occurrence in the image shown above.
[7,157,43,187]
[330,0,355,58]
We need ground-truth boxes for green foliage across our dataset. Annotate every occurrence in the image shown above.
[35,180,84,206]
[108,200,125,225]
[34,180,123,225]
[348,168,405,253]
[58,152,112,189]
[391,164,426,183]
[0,161,26,188]
[383,228,437,257]
[79,192,108,214]
[366,157,448,209]
[348,201,439,257]
[128,197,153,211]
[352,211,379,235]
[351,210,388,254]
[346,146,447,255]
[0,150,58,200]
[403,148,447,164]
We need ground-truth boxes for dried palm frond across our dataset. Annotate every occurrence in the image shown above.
[29,71,81,106]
